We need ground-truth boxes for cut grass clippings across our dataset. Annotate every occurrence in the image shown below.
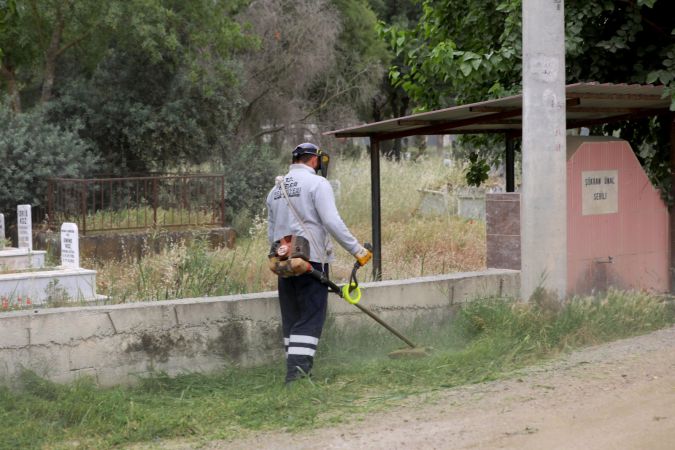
[1,290,673,449]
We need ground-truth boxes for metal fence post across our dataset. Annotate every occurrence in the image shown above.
[81,180,88,235]
[152,177,158,228]
[47,179,54,230]
[220,175,226,227]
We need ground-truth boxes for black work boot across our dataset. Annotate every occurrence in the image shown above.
[285,365,311,386]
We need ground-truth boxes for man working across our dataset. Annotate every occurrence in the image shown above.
[266,142,372,384]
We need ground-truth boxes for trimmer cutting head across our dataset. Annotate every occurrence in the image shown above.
[387,347,432,359]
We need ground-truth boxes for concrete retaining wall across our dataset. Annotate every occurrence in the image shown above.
[0,269,519,387]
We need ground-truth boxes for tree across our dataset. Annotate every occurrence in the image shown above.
[385,0,675,187]
[0,102,98,215]
[318,0,389,126]
[388,0,674,108]
[46,48,245,174]
[234,0,342,148]
[385,0,521,109]
[370,0,422,159]
[234,0,390,151]
[1,0,255,174]
[1,0,252,111]
[0,0,35,112]
[0,0,112,111]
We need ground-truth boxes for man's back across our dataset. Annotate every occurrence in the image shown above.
[267,164,359,263]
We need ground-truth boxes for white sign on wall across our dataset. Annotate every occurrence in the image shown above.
[582,170,619,216]
[60,222,80,268]
[0,213,4,249]
[17,205,32,250]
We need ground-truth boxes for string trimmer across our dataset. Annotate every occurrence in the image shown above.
[307,245,429,359]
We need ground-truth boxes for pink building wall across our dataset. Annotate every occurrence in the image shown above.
[566,137,669,295]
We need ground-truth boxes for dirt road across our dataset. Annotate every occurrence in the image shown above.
[214,325,675,450]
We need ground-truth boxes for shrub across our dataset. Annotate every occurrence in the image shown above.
[221,143,281,233]
[0,103,98,216]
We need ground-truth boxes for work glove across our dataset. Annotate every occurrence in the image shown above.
[354,245,373,267]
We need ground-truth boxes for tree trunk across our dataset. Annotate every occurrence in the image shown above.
[389,95,409,161]
[0,63,21,113]
[40,7,65,104]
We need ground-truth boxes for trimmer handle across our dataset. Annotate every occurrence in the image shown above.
[307,267,361,304]
[353,242,373,269]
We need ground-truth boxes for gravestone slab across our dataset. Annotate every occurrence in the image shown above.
[457,189,486,220]
[17,205,32,250]
[60,223,80,268]
[417,189,453,217]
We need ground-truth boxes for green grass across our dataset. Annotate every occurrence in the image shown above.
[1,291,672,449]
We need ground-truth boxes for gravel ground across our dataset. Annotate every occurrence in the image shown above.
[138,325,675,450]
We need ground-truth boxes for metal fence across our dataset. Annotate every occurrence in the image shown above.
[47,175,225,235]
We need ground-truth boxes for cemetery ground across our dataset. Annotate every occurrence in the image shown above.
[195,320,675,450]
[1,291,673,449]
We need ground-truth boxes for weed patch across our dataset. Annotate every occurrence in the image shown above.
[92,155,486,303]
[1,292,672,449]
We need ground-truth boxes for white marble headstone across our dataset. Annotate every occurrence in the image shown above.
[17,205,32,250]
[60,222,80,268]
[0,213,4,249]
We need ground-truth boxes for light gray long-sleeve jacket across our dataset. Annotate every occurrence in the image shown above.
[266,164,361,263]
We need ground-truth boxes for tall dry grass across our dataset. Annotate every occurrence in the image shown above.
[94,154,486,302]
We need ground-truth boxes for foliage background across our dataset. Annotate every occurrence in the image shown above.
[384,0,674,190]
[0,103,98,216]
[1,0,673,218]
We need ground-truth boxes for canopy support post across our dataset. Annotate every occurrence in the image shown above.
[370,137,382,281]
[506,134,516,192]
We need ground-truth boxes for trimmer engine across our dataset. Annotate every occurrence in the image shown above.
[267,235,312,277]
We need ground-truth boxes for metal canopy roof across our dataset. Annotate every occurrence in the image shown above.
[325,83,671,140]
[323,82,673,282]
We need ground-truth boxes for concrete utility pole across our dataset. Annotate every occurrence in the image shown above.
[521,0,567,300]
[670,113,675,293]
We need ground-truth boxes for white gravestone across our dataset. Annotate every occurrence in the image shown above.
[60,223,80,268]
[17,205,32,250]
[0,213,4,249]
